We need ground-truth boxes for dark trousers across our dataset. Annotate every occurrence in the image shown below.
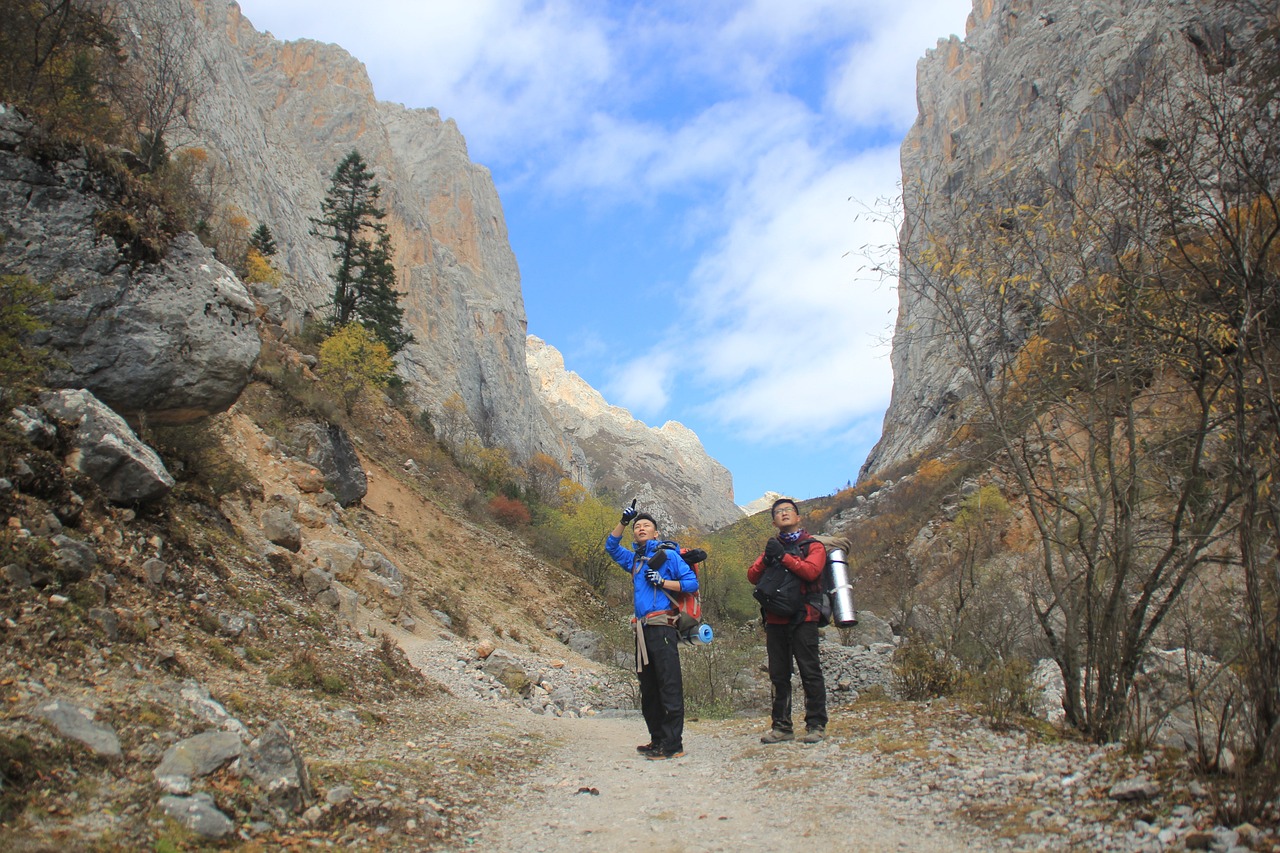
[638,624,684,752]
[765,621,827,733]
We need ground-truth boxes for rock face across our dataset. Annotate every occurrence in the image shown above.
[527,336,741,532]
[176,0,562,465]
[0,108,260,425]
[862,0,1253,478]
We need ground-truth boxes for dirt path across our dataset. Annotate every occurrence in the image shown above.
[377,605,998,852]
[459,712,993,852]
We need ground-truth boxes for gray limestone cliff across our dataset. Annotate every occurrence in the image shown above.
[861,0,1256,479]
[527,337,742,533]
[0,108,259,426]
[174,0,559,462]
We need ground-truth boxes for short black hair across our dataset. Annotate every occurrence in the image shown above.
[771,498,799,517]
[632,512,658,529]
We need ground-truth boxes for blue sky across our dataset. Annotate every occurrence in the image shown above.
[233,0,974,506]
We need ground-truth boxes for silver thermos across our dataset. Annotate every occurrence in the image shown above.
[824,547,858,627]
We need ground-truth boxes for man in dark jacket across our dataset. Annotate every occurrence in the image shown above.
[605,503,699,760]
[747,497,828,744]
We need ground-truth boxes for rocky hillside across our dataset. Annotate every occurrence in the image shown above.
[526,337,742,532]
[0,97,636,845]
[861,0,1257,478]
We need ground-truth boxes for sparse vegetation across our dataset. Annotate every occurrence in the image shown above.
[891,640,961,701]
[0,274,53,406]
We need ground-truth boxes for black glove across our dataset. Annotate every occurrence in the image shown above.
[764,538,785,562]
[645,566,663,587]
[620,499,638,525]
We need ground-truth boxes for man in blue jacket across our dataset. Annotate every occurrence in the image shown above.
[605,503,699,761]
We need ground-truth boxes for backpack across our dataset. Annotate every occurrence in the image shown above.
[644,541,711,643]
[754,536,851,625]
[753,555,805,618]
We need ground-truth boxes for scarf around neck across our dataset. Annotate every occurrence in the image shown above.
[779,528,806,543]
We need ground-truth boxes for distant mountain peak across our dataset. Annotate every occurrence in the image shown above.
[740,491,786,517]
[526,336,743,532]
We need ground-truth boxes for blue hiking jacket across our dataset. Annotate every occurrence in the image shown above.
[604,534,699,618]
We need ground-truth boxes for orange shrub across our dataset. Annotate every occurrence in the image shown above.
[488,495,531,527]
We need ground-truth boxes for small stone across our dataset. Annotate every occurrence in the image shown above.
[143,558,167,585]
[1109,776,1160,801]
[1183,831,1214,850]
[293,467,325,494]
[33,699,121,759]
[88,607,119,641]
[2,564,32,588]
[325,786,354,806]
[158,793,235,839]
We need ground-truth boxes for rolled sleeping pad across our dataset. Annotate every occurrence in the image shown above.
[686,623,713,644]
[823,548,859,627]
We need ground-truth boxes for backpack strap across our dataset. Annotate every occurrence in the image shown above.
[784,536,828,624]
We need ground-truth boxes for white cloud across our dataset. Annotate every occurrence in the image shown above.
[547,94,812,198]
[608,351,675,418]
[681,143,903,438]
[828,0,972,127]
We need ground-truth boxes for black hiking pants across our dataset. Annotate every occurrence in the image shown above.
[765,620,827,733]
[638,623,684,752]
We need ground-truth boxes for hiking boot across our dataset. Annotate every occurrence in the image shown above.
[759,728,794,744]
[801,727,825,744]
[646,748,686,761]
[636,742,658,755]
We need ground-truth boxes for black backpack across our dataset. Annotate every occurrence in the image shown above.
[753,559,804,617]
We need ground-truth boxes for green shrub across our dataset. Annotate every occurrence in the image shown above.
[891,640,960,700]
[269,650,342,694]
[0,734,49,822]
[961,658,1034,728]
[682,625,760,717]
[204,638,244,671]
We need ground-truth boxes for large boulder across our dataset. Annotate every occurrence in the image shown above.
[286,423,367,507]
[38,389,174,504]
[0,108,260,425]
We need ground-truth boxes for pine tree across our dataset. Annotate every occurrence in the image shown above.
[354,231,412,354]
[310,151,412,354]
[248,224,277,257]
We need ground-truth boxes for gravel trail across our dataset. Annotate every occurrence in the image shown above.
[460,712,993,852]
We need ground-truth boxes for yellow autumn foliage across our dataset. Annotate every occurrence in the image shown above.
[243,248,281,285]
[318,323,394,414]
